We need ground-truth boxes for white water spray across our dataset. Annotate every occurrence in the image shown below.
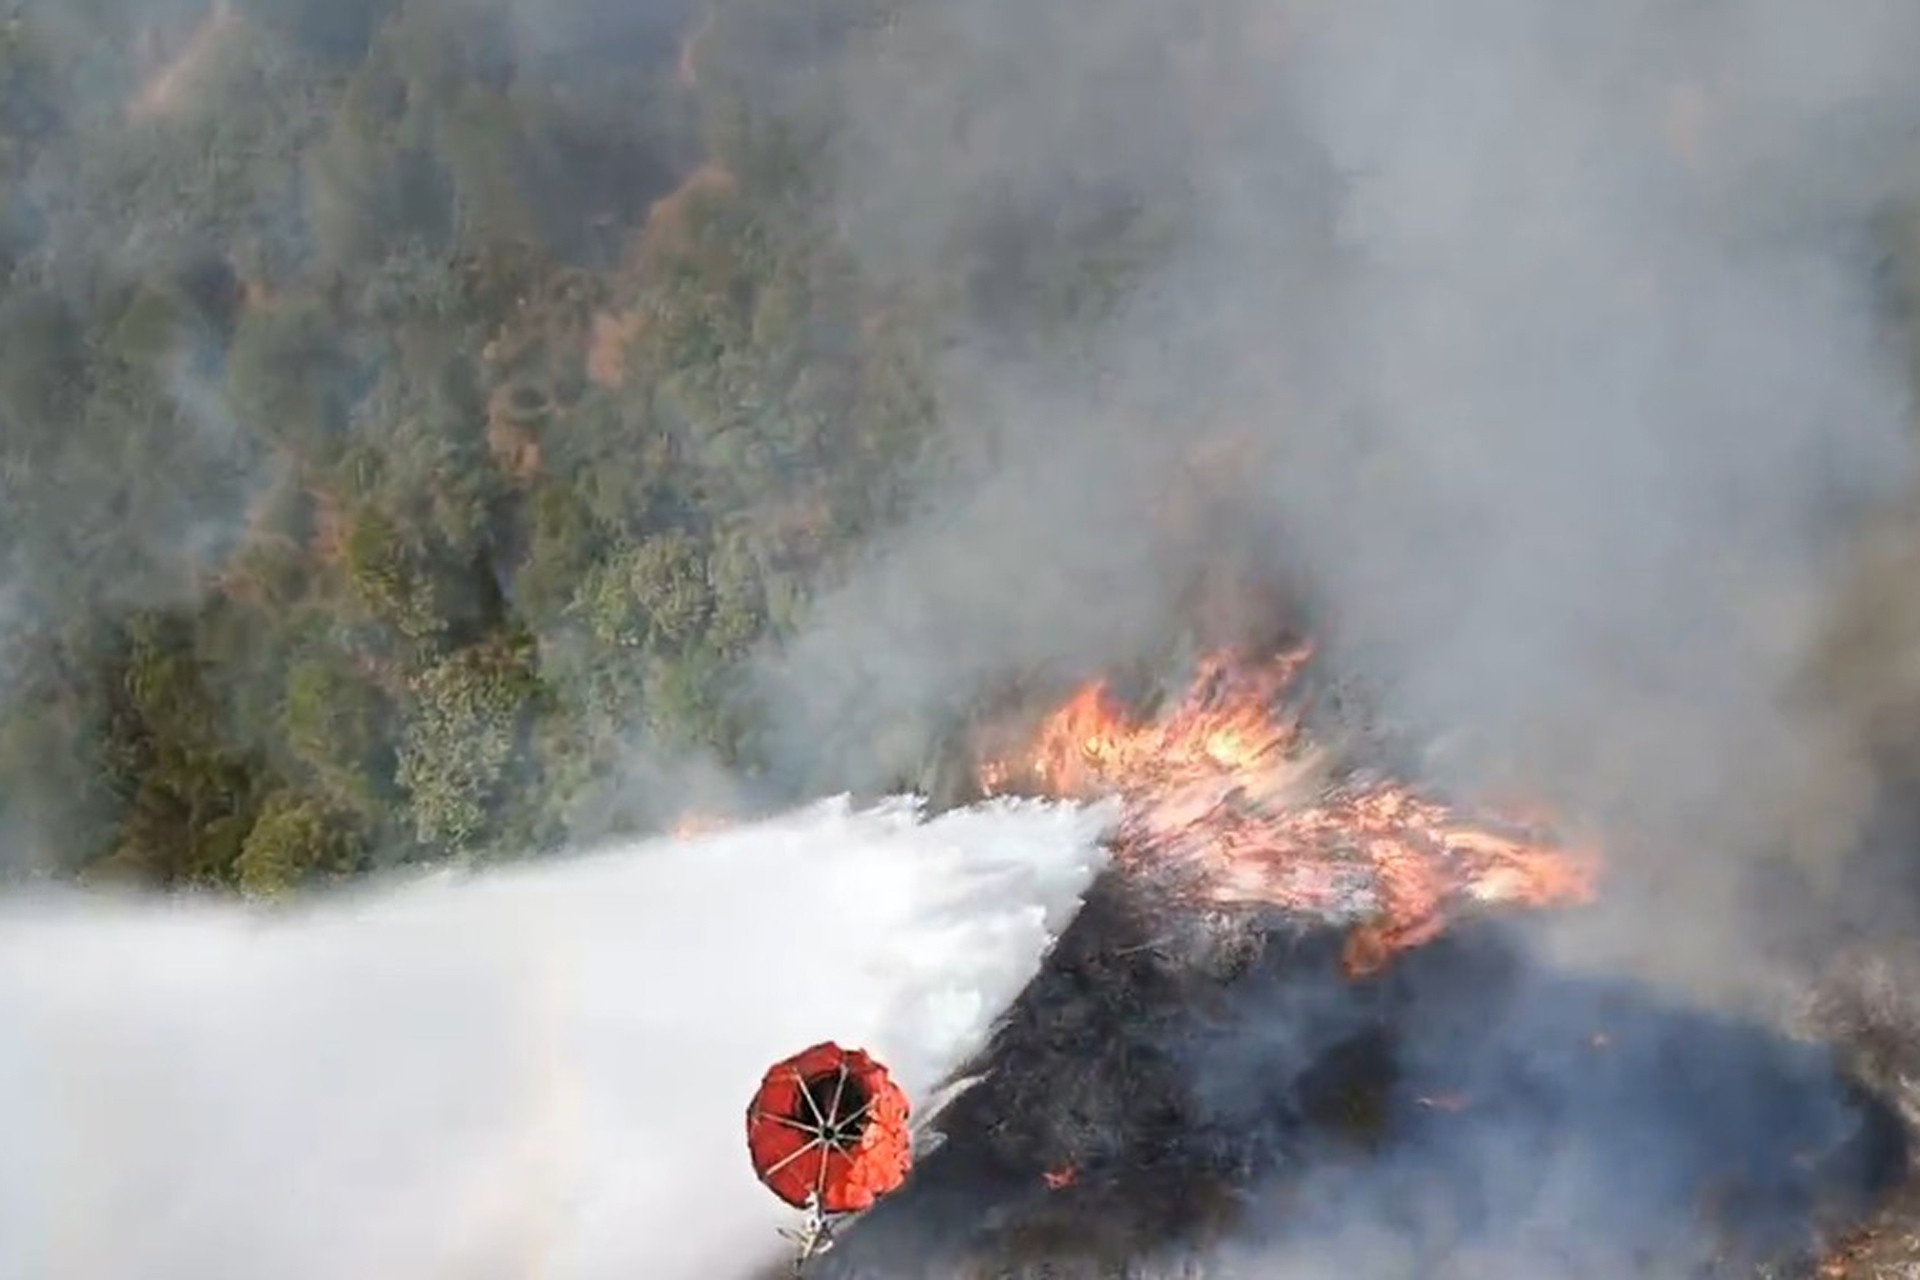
[0,794,1113,1280]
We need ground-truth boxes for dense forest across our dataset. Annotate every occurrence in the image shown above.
[0,0,1168,892]
[3,0,1919,907]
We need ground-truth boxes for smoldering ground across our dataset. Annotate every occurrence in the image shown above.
[813,883,1910,1279]
[796,646,1912,1278]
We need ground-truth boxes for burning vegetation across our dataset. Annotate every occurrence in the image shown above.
[803,640,1912,1279]
[976,642,1601,975]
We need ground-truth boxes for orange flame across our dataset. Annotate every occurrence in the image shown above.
[669,811,731,839]
[978,643,1599,974]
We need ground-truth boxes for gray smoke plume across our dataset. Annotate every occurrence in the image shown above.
[750,0,1920,997]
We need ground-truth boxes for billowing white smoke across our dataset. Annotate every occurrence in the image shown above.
[0,795,1113,1280]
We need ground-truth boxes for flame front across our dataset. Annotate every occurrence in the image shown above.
[978,643,1599,974]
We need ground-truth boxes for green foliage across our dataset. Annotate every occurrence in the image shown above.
[571,533,712,653]
[0,0,1117,895]
[109,286,192,365]
[0,287,84,439]
[342,505,447,639]
[643,643,750,760]
[395,639,535,852]
[89,611,270,887]
[235,789,365,896]
[0,643,122,877]
[227,300,353,454]
[513,480,615,625]
[281,651,392,818]
[236,0,394,65]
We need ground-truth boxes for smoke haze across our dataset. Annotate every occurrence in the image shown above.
[6,0,1920,1274]
[751,0,1920,989]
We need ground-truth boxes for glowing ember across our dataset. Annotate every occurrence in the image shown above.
[669,811,731,839]
[977,643,1599,974]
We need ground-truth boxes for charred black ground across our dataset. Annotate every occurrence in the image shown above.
[810,876,1911,1279]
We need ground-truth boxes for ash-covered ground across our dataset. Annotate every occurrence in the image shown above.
[812,879,1909,1279]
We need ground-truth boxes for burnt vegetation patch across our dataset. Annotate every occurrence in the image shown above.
[817,879,1911,1279]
